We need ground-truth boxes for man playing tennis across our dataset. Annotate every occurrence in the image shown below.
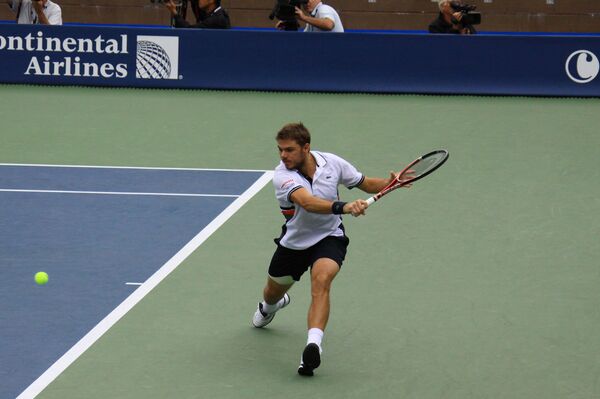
[252,122,410,376]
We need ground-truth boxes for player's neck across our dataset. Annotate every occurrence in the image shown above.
[299,153,316,178]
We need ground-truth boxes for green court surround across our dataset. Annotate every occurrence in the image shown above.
[2,85,599,399]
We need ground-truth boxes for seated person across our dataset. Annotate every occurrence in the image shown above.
[163,0,230,29]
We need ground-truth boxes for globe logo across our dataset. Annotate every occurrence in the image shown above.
[565,50,599,84]
[136,40,172,79]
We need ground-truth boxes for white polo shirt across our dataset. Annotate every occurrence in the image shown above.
[273,151,364,250]
[11,0,62,25]
[304,2,344,33]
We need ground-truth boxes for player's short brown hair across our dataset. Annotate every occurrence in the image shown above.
[276,122,311,147]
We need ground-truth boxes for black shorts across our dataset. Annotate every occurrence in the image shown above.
[268,235,350,282]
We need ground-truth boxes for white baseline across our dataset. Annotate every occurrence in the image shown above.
[0,162,269,173]
[0,189,239,198]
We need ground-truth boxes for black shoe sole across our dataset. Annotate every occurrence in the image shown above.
[298,343,320,377]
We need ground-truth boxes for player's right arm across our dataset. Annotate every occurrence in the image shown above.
[290,187,367,217]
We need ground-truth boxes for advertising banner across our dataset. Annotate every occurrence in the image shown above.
[0,24,598,96]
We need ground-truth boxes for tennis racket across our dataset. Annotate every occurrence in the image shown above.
[366,149,449,206]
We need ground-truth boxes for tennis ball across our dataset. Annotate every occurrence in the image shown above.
[35,272,49,285]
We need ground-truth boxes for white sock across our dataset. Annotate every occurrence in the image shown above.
[261,296,286,314]
[307,328,324,352]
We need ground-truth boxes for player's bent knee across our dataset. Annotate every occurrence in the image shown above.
[310,273,336,296]
[312,272,334,286]
[311,263,339,285]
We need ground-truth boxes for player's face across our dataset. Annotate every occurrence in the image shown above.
[277,139,309,170]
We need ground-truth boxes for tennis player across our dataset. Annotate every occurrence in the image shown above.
[252,122,410,376]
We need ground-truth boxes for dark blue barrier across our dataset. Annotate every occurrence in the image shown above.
[0,23,598,96]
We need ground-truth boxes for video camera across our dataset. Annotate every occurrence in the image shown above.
[269,0,309,31]
[450,1,481,25]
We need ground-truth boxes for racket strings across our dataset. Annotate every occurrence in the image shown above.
[407,152,447,180]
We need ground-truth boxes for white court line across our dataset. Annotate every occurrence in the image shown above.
[0,162,269,173]
[0,189,239,198]
[125,282,143,286]
[16,170,274,399]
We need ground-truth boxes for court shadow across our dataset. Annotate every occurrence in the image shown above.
[220,325,307,378]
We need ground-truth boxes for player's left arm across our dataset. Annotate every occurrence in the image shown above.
[357,173,396,194]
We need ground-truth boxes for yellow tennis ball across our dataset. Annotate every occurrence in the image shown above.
[35,272,49,285]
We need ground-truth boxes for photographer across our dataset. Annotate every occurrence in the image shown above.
[429,0,476,34]
[275,0,343,32]
[163,0,230,29]
[7,0,62,25]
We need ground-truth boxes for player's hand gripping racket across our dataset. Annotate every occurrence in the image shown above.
[366,149,449,206]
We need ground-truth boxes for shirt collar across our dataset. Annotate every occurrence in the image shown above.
[311,151,327,168]
[310,2,323,17]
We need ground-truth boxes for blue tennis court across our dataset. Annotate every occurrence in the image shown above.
[0,164,271,399]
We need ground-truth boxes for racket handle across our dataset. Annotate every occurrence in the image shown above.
[366,197,375,206]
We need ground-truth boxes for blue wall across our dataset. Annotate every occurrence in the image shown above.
[0,24,599,96]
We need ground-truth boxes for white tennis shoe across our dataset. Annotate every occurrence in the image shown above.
[252,293,291,328]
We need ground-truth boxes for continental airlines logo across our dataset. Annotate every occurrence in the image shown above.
[0,31,128,78]
[0,31,179,80]
[136,36,179,80]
